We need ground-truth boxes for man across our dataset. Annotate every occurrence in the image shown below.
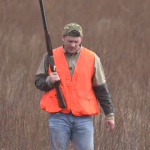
[35,22,115,150]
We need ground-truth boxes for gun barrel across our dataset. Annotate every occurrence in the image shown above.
[39,0,48,31]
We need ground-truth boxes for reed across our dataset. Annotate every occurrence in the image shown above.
[0,0,150,149]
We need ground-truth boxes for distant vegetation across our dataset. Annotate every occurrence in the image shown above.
[0,0,150,149]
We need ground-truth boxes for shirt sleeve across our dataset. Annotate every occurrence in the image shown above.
[92,53,114,118]
[92,54,106,86]
[36,53,48,75]
[35,53,54,91]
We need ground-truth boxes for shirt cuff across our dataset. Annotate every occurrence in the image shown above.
[105,113,115,120]
[46,76,55,88]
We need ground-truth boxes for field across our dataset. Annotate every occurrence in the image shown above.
[0,0,150,150]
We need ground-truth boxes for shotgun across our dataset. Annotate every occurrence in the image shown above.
[39,0,66,108]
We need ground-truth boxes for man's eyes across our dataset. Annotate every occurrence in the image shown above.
[68,41,78,43]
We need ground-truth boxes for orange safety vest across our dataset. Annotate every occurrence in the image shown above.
[40,46,100,116]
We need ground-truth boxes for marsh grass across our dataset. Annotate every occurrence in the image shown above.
[0,0,150,150]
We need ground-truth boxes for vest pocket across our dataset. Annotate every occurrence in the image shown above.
[77,91,94,101]
[49,94,57,100]
[49,88,66,103]
[48,89,58,101]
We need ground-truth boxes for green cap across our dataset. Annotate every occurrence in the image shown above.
[63,23,83,36]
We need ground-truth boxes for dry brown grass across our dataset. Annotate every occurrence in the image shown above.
[0,0,150,150]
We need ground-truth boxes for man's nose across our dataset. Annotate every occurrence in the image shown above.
[71,42,75,47]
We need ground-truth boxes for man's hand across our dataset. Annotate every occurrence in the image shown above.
[49,72,60,84]
[105,120,115,132]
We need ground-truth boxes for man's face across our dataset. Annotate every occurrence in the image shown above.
[62,34,83,54]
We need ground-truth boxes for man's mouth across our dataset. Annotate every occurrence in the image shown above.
[69,48,75,51]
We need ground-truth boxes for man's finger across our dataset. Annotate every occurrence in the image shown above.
[50,72,58,75]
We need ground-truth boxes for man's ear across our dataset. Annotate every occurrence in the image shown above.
[61,33,65,41]
[80,35,83,43]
